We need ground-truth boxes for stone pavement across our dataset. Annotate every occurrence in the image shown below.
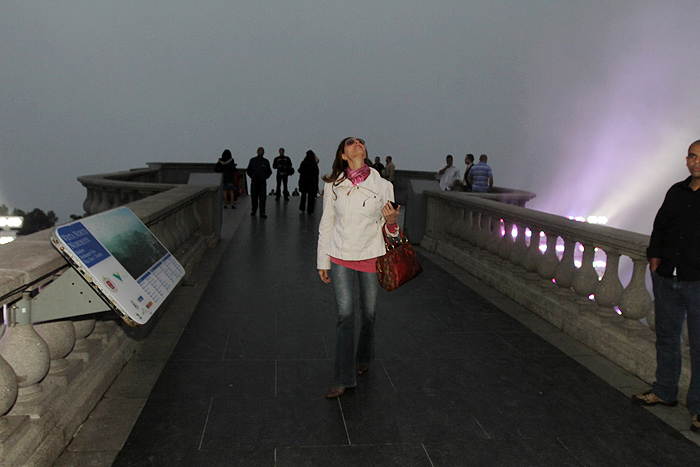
[57,197,700,466]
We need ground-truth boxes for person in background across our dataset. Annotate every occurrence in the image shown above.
[298,150,319,214]
[468,154,493,193]
[372,156,385,177]
[384,156,395,182]
[246,147,272,218]
[463,153,475,192]
[214,149,238,209]
[273,147,294,201]
[631,139,700,434]
[438,155,460,191]
[317,137,399,399]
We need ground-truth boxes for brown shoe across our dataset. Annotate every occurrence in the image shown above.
[325,386,345,399]
[356,365,369,376]
[692,414,699,433]
[631,390,678,407]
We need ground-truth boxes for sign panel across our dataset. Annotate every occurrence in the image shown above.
[50,207,185,326]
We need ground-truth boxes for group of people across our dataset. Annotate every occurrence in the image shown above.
[438,153,493,193]
[214,147,321,217]
[370,156,396,182]
[218,137,700,433]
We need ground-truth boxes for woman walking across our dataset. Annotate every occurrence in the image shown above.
[317,137,399,398]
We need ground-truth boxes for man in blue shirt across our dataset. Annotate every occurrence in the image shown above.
[468,154,493,193]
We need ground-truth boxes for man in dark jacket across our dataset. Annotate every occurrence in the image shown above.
[273,147,294,201]
[246,147,272,218]
[632,139,700,434]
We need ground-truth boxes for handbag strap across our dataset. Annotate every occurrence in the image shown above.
[382,224,408,251]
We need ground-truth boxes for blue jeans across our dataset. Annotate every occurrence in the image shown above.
[330,262,379,388]
[652,272,700,415]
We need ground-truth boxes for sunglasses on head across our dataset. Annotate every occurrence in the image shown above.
[345,138,365,146]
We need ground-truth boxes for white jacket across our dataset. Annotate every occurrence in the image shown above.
[317,168,396,270]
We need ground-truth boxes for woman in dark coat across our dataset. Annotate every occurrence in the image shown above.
[298,150,320,214]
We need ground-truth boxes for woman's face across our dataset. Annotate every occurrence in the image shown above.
[342,138,366,165]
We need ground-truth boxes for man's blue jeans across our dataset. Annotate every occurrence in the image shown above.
[652,272,700,415]
[330,262,379,388]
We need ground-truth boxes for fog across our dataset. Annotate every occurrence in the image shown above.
[2,1,699,233]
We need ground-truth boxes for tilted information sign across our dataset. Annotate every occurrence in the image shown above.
[50,206,185,326]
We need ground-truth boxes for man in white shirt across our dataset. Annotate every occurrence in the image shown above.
[438,155,461,191]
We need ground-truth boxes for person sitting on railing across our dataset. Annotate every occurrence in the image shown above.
[632,138,700,434]
[468,154,493,193]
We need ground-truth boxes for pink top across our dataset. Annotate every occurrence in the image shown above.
[330,222,399,272]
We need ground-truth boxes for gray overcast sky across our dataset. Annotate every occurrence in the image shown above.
[2,1,699,233]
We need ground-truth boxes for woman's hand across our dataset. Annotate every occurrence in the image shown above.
[382,201,400,225]
[318,269,331,283]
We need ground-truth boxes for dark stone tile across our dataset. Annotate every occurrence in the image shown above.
[276,360,334,398]
[113,449,194,466]
[150,360,275,398]
[277,444,432,467]
[201,396,348,448]
[276,311,333,335]
[413,332,516,360]
[434,309,530,333]
[496,332,569,358]
[341,393,488,444]
[169,329,229,360]
[382,358,456,394]
[190,446,274,467]
[222,332,277,359]
[375,333,427,359]
[426,438,586,467]
[470,387,677,440]
[524,355,620,390]
[270,333,341,361]
[559,432,700,467]
[120,397,210,452]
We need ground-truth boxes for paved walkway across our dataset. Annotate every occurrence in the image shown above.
[59,197,700,466]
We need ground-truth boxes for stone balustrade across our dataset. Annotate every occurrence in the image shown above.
[0,173,221,465]
[421,190,691,403]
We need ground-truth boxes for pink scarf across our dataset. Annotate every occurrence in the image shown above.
[346,164,370,186]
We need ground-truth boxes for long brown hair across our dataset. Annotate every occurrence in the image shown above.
[322,137,369,185]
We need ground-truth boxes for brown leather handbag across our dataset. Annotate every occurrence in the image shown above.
[376,227,423,291]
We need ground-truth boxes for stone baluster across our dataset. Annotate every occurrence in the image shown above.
[446,211,461,239]
[96,190,113,213]
[88,189,102,215]
[617,258,653,325]
[537,231,560,280]
[476,213,490,250]
[554,237,577,289]
[522,228,542,273]
[0,353,18,419]
[69,316,97,362]
[175,208,188,247]
[0,323,50,405]
[465,209,478,245]
[486,217,502,255]
[34,320,77,385]
[508,222,528,267]
[190,198,203,229]
[572,243,599,298]
[458,208,472,244]
[82,188,96,216]
[594,250,624,311]
[498,218,515,260]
